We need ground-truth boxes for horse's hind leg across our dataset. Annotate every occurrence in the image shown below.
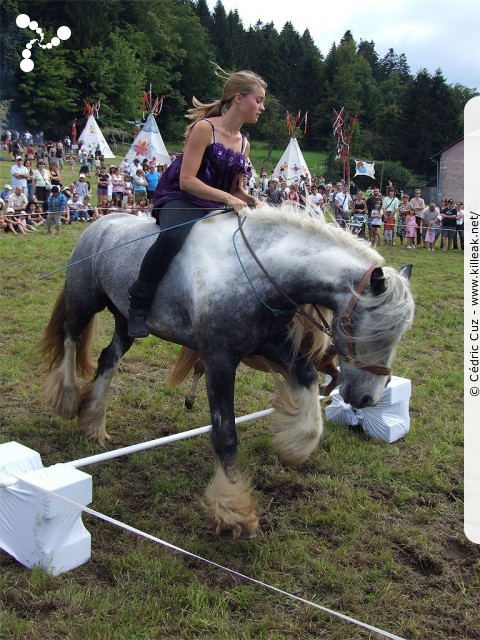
[42,288,98,420]
[185,361,204,410]
[43,335,83,419]
[318,359,340,396]
[258,336,323,467]
[202,354,259,539]
[79,309,134,445]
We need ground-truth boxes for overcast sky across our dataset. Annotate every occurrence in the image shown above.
[207,0,478,90]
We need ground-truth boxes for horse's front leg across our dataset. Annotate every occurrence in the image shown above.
[258,336,323,467]
[202,356,259,539]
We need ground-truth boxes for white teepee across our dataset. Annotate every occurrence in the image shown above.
[78,114,115,159]
[273,137,311,184]
[122,113,171,167]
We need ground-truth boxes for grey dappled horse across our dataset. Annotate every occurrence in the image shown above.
[41,205,414,538]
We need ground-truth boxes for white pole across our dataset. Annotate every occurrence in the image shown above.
[66,408,275,468]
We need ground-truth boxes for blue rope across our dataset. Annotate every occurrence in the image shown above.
[232,217,290,317]
[38,208,230,280]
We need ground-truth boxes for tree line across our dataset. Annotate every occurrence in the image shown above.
[1,0,476,181]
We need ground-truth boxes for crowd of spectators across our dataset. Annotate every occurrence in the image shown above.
[1,133,464,250]
[244,171,464,252]
[0,137,172,235]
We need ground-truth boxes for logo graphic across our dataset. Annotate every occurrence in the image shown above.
[16,14,71,73]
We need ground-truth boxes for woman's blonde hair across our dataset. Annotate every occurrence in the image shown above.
[185,63,266,138]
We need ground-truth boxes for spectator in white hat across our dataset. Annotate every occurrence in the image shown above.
[1,184,12,200]
[10,156,29,194]
[32,159,51,204]
[75,173,90,203]
[1,206,16,234]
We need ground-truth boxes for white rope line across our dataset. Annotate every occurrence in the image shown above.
[4,471,407,640]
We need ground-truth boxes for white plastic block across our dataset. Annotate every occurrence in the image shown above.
[0,441,43,487]
[325,376,411,443]
[0,442,92,575]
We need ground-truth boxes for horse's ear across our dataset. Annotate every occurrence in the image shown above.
[398,264,413,281]
[370,267,386,296]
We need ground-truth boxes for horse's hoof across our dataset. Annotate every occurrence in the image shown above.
[184,398,195,410]
[238,530,258,540]
[216,526,258,540]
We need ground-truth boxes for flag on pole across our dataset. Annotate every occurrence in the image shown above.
[354,159,375,179]
[71,117,77,144]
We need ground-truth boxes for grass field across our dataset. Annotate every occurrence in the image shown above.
[0,149,477,640]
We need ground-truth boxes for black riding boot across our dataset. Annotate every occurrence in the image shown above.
[127,280,158,338]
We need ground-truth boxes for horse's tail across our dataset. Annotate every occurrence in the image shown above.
[167,346,201,387]
[39,286,97,379]
[289,305,333,359]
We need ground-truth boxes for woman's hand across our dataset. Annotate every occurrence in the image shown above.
[250,197,263,209]
[224,195,250,213]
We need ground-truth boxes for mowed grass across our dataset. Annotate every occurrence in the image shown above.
[0,148,478,640]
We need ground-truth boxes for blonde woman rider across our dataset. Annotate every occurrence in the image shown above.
[128,66,267,338]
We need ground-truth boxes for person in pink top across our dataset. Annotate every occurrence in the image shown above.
[406,210,418,249]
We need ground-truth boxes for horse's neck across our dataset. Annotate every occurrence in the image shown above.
[266,233,369,315]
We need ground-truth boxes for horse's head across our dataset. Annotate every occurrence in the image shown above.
[332,264,414,408]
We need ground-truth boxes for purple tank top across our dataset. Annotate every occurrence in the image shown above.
[153,119,251,210]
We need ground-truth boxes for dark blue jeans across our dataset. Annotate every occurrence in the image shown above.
[138,199,211,285]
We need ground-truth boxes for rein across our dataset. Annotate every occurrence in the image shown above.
[235,215,332,336]
[38,207,234,281]
[235,214,391,377]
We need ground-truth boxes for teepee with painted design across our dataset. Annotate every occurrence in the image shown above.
[273,110,311,184]
[273,137,311,184]
[78,114,115,159]
[122,113,171,167]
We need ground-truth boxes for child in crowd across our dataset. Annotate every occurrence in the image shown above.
[135,195,152,218]
[251,182,260,200]
[82,195,98,220]
[26,200,45,226]
[383,210,395,245]
[79,154,89,177]
[406,210,417,249]
[2,207,22,234]
[97,194,111,217]
[370,200,382,245]
[17,211,37,232]
[35,202,46,220]
[425,216,441,251]
[110,193,124,213]
[123,175,133,205]
[124,193,135,213]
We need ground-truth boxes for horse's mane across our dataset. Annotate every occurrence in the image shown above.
[289,305,333,359]
[244,203,385,268]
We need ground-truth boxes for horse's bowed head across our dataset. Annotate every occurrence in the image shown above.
[334,262,414,409]
[41,205,415,538]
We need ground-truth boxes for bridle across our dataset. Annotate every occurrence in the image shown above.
[336,265,391,377]
[236,214,391,377]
